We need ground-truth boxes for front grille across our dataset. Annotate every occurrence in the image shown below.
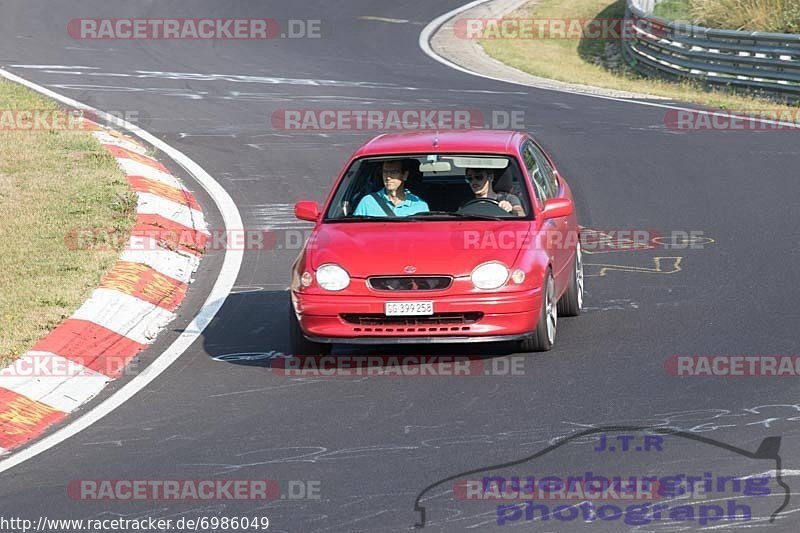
[341,312,483,333]
[368,276,453,291]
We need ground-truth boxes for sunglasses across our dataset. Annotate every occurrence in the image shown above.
[465,174,490,183]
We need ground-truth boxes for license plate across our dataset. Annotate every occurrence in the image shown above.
[385,301,434,316]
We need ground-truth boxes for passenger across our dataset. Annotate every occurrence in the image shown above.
[463,167,524,216]
[354,160,429,217]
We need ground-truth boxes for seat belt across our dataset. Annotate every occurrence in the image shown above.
[371,192,397,217]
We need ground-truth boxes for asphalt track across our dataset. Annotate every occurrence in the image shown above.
[1,1,799,531]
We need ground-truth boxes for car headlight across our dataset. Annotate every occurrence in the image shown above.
[315,264,350,291]
[471,261,509,290]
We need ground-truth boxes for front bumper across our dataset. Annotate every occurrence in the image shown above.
[292,288,541,343]
[304,333,531,345]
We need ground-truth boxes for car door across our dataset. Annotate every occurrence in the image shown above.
[521,139,572,283]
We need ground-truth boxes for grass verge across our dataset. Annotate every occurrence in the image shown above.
[654,0,800,33]
[0,79,136,367]
[690,0,800,33]
[653,0,693,20]
[479,0,800,114]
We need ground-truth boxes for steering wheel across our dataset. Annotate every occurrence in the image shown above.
[458,197,509,216]
[461,198,502,209]
[461,198,502,208]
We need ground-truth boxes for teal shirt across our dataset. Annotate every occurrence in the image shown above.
[354,189,429,217]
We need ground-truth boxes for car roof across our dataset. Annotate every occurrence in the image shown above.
[353,130,527,158]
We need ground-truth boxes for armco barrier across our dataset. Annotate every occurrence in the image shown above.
[623,0,800,99]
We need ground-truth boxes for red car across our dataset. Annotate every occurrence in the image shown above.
[289,130,583,354]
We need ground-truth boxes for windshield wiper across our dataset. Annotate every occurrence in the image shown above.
[406,212,505,221]
[333,215,406,222]
[405,211,458,218]
[451,213,506,221]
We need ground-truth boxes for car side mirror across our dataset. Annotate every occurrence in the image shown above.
[541,198,573,220]
[295,201,321,222]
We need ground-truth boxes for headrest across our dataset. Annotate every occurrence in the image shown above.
[493,166,514,193]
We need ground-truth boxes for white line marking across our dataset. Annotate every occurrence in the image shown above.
[120,238,201,283]
[50,83,208,100]
[359,16,410,24]
[137,192,207,232]
[71,288,176,345]
[9,65,100,69]
[0,67,244,474]
[93,131,149,155]
[117,158,185,189]
[418,0,800,128]
[251,203,314,229]
[752,469,800,477]
[54,69,401,89]
[0,352,109,412]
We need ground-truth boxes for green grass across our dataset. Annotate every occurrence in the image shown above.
[479,0,800,114]
[0,79,136,367]
[653,0,693,20]
[654,0,800,32]
[691,0,800,33]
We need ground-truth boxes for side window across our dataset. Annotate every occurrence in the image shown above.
[528,142,559,198]
[521,141,548,204]
[324,160,369,218]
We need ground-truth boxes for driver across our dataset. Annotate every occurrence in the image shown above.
[354,160,429,217]
[464,168,524,216]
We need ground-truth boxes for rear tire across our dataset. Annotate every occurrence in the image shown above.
[520,269,556,352]
[558,243,584,317]
[289,300,332,356]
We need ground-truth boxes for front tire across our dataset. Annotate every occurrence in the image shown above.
[558,242,583,317]
[520,269,557,352]
[289,300,332,356]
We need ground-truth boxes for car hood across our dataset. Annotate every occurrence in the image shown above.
[307,220,533,278]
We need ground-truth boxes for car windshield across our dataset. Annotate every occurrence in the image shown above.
[323,154,533,221]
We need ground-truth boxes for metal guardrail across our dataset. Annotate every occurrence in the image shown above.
[623,0,800,98]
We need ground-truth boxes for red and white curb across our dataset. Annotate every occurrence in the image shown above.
[0,118,208,455]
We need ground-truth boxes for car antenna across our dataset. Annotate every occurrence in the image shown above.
[432,130,439,148]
